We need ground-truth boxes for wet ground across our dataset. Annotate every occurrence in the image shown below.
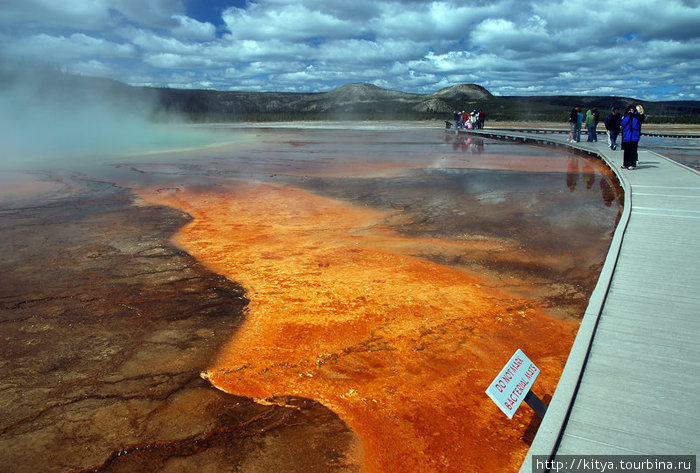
[0,125,623,472]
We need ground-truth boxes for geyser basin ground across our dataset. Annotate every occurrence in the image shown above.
[0,124,623,472]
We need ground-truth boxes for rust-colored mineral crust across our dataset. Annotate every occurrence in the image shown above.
[141,180,578,473]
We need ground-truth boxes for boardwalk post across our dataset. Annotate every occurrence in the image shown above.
[524,390,547,418]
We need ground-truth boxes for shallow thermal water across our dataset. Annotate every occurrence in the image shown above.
[0,124,623,473]
[642,135,700,170]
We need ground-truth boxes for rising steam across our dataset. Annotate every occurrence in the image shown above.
[0,61,212,170]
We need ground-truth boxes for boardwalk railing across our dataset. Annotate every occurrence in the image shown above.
[451,126,700,139]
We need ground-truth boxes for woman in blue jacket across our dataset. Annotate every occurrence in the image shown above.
[620,105,645,170]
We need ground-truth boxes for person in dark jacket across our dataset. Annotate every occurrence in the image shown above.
[478,109,486,129]
[604,107,622,150]
[569,105,581,142]
[619,105,646,169]
[592,106,600,140]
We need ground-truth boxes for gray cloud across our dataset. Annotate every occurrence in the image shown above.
[0,0,699,100]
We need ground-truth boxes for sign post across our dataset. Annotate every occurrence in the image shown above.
[485,349,546,419]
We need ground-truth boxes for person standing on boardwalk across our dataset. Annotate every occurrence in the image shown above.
[585,108,597,142]
[569,105,582,142]
[577,108,584,141]
[620,104,646,170]
[593,106,600,139]
[604,107,622,150]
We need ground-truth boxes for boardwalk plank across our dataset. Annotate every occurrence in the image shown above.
[561,418,695,454]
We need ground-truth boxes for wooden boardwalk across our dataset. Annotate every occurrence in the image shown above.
[472,127,700,139]
[456,128,700,471]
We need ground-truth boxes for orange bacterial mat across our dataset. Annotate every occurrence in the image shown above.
[139,179,578,473]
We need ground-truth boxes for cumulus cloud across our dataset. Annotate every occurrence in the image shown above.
[222,3,352,42]
[0,0,185,29]
[170,15,216,40]
[0,0,114,29]
[5,33,136,61]
[113,0,186,28]
[0,0,698,99]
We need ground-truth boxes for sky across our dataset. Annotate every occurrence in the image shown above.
[1,0,699,100]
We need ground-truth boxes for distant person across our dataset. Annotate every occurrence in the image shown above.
[620,104,646,170]
[604,107,622,150]
[585,106,599,142]
[593,106,600,130]
[585,108,597,142]
[478,109,485,129]
[453,111,460,129]
[569,105,582,142]
[568,106,576,141]
[577,109,584,141]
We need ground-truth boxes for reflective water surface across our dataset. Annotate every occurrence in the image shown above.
[642,135,700,170]
[0,125,623,472]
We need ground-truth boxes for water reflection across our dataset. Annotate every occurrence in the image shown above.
[566,152,622,209]
[451,134,485,154]
[566,156,579,192]
[123,127,623,317]
[581,158,595,190]
[643,136,700,170]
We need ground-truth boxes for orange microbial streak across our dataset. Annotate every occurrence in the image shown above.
[140,180,577,473]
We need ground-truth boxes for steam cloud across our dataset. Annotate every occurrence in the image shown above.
[0,61,210,170]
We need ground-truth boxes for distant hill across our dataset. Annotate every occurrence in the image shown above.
[154,82,495,120]
[152,82,700,123]
[2,63,698,123]
[152,82,486,120]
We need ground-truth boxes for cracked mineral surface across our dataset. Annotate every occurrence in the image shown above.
[0,125,623,473]
[0,173,361,473]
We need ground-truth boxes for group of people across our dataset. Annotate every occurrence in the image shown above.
[451,110,486,130]
[568,105,600,143]
[569,104,647,170]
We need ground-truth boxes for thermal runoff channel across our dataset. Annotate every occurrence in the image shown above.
[133,126,622,472]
